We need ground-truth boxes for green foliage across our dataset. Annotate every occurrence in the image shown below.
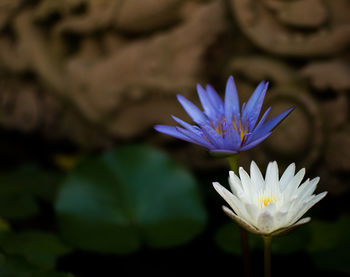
[0,163,74,276]
[0,231,73,277]
[1,143,347,275]
[55,145,207,254]
[215,215,350,274]
[0,165,63,219]
[0,255,74,277]
[306,216,350,274]
[0,231,72,270]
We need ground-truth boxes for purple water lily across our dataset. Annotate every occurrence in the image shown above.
[154,76,293,156]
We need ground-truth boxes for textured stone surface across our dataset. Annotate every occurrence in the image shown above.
[0,0,21,30]
[229,0,350,56]
[257,85,323,168]
[0,0,349,194]
[300,60,350,91]
[66,0,226,129]
[264,0,328,28]
[115,0,183,33]
[0,82,39,132]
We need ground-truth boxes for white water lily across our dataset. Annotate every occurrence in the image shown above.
[213,161,327,236]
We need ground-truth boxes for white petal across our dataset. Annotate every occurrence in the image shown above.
[250,161,264,192]
[288,191,327,225]
[270,217,311,236]
[283,168,305,200]
[273,210,288,229]
[279,163,295,191]
[293,217,311,226]
[257,210,275,234]
[222,206,261,235]
[283,178,309,206]
[265,161,279,195]
[245,203,259,226]
[279,198,296,214]
[297,177,319,199]
[212,182,250,219]
[264,202,277,215]
[239,167,256,202]
[228,171,243,196]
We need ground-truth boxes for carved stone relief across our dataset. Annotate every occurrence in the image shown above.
[0,0,348,194]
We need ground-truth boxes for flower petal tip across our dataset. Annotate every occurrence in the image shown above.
[212,182,221,190]
[213,160,327,236]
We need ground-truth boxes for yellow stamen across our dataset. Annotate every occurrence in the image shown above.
[240,131,245,142]
[259,196,276,208]
[210,116,249,143]
[215,124,223,137]
[212,116,226,137]
[233,116,249,144]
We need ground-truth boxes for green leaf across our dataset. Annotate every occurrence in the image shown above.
[307,215,350,253]
[55,145,207,254]
[0,256,36,277]
[0,231,72,270]
[0,255,74,277]
[0,165,63,219]
[0,195,39,219]
[306,215,350,274]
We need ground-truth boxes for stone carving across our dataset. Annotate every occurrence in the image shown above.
[0,0,348,194]
[0,0,226,144]
[300,60,350,91]
[229,0,350,56]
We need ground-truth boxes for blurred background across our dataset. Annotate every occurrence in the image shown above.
[0,0,349,276]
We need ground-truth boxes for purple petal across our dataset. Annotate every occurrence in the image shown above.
[241,102,246,115]
[196,84,216,120]
[175,126,214,149]
[172,116,219,149]
[224,76,240,123]
[198,122,225,148]
[176,94,207,124]
[171,115,201,135]
[240,132,272,151]
[252,107,294,141]
[222,120,241,151]
[245,106,271,145]
[206,84,224,115]
[254,106,271,131]
[154,125,196,143]
[243,81,268,129]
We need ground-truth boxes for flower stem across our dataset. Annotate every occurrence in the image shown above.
[227,154,251,277]
[226,154,239,174]
[240,227,251,277]
[263,236,272,277]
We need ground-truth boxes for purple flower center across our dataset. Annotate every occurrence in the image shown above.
[211,116,249,145]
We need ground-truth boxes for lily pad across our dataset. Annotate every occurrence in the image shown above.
[0,231,72,270]
[55,145,207,254]
[0,165,63,219]
[0,255,74,277]
[306,215,350,274]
